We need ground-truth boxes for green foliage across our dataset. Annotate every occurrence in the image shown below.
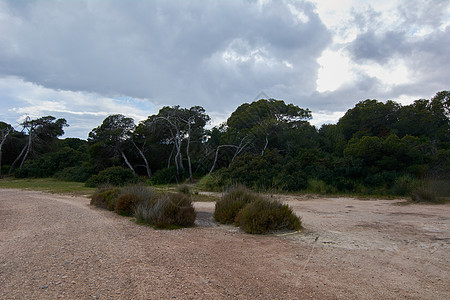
[53,162,95,182]
[14,147,87,178]
[391,175,418,196]
[237,198,302,234]
[177,184,191,195]
[85,166,138,187]
[149,167,181,185]
[90,187,121,210]
[214,186,259,224]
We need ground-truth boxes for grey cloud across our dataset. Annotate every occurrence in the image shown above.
[0,0,331,116]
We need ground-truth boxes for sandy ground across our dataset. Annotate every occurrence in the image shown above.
[0,189,449,299]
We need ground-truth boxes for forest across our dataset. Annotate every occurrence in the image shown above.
[1,90,449,198]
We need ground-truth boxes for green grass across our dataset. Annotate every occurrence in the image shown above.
[0,177,95,195]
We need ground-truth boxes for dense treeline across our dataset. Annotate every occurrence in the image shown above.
[1,91,448,197]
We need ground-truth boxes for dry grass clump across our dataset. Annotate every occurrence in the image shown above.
[237,198,302,234]
[214,185,259,224]
[214,185,302,234]
[90,184,196,228]
[134,193,196,228]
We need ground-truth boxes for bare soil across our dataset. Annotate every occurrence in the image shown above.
[0,189,449,299]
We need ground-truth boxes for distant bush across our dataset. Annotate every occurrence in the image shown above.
[391,175,418,196]
[149,166,180,185]
[411,186,437,203]
[134,192,196,228]
[90,187,120,210]
[85,166,138,187]
[176,184,191,195]
[214,186,259,224]
[237,198,302,234]
[14,147,87,178]
[53,162,95,182]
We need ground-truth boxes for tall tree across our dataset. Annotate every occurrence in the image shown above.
[88,114,136,173]
[9,116,68,175]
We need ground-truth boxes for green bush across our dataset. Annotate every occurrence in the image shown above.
[214,186,260,224]
[85,166,138,187]
[53,162,95,182]
[149,166,181,185]
[176,184,191,195]
[90,187,120,210]
[391,175,418,196]
[134,192,196,228]
[115,194,143,216]
[237,198,302,234]
[14,147,87,178]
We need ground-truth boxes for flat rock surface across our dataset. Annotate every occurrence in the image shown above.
[0,189,449,299]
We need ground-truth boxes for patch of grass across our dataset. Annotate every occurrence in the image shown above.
[237,198,302,234]
[0,177,95,195]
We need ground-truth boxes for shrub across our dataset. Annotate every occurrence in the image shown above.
[134,192,196,228]
[85,166,138,187]
[53,162,95,182]
[237,198,302,234]
[149,166,181,185]
[90,187,120,210]
[391,175,418,196]
[411,186,437,203]
[214,186,259,224]
[115,194,143,216]
[177,184,191,195]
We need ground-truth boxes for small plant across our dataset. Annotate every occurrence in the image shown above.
[177,184,191,195]
[90,187,120,210]
[237,198,302,234]
[411,186,437,203]
[214,185,259,224]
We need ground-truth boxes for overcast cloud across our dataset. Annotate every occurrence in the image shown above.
[0,0,449,138]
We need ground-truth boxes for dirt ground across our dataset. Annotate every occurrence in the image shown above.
[0,189,449,299]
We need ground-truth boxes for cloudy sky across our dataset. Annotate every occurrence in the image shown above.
[1,0,449,139]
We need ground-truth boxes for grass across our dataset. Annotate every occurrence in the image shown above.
[0,177,95,195]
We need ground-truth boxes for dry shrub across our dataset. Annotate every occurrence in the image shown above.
[213,186,259,224]
[115,194,144,216]
[134,193,196,228]
[237,198,302,234]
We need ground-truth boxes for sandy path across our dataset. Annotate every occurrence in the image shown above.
[0,189,449,299]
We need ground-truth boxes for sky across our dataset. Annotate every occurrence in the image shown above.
[1,0,449,139]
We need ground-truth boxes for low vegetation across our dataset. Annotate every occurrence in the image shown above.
[90,184,196,229]
[214,186,302,234]
[237,199,302,234]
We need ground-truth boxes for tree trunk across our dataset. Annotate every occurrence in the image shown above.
[0,128,11,177]
[186,120,193,183]
[19,132,33,169]
[9,143,28,175]
[132,140,151,178]
[121,151,135,174]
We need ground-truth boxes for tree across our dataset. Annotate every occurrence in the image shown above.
[226,98,312,156]
[0,122,13,177]
[8,116,68,175]
[88,114,136,173]
[148,106,210,182]
[337,99,400,140]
